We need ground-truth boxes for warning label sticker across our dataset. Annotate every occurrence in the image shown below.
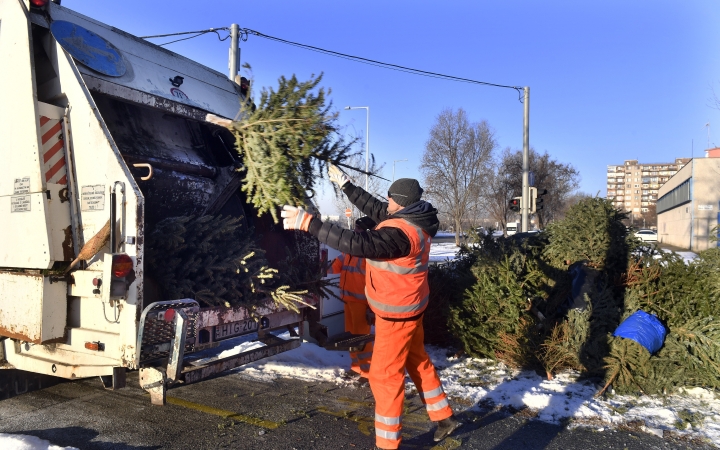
[11,195,31,213]
[14,177,30,195]
[81,185,105,211]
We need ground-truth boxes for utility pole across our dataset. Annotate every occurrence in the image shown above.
[521,86,530,233]
[229,24,240,81]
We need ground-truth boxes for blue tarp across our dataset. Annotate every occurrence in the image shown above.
[613,310,667,354]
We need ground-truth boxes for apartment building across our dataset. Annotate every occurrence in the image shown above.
[606,158,692,219]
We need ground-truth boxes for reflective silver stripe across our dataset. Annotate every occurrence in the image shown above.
[341,265,365,274]
[341,289,367,300]
[411,224,426,269]
[366,258,427,274]
[426,398,449,412]
[367,220,428,274]
[375,413,402,425]
[360,363,370,371]
[358,351,373,360]
[351,357,359,363]
[419,386,444,400]
[375,428,401,440]
[367,292,429,314]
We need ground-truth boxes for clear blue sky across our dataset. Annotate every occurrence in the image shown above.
[66,0,720,214]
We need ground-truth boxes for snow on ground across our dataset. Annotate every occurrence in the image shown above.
[428,242,461,263]
[661,248,698,263]
[0,433,78,450]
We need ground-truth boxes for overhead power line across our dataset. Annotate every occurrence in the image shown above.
[240,28,522,97]
[140,28,231,46]
[141,26,523,100]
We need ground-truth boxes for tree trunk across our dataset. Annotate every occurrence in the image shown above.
[455,217,463,246]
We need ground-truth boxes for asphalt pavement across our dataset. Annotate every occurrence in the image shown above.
[0,370,715,450]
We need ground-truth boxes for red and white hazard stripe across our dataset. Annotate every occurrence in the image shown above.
[39,115,67,185]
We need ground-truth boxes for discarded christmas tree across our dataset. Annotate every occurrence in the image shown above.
[144,214,313,312]
[445,197,720,395]
[225,70,358,221]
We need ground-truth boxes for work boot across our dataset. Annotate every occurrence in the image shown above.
[433,415,461,442]
[354,376,369,387]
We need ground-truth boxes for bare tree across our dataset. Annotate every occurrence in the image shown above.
[484,147,580,230]
[420,108,496,245]
[484,148,518,233]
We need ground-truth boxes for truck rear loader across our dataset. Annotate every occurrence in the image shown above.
[0,0,359,404]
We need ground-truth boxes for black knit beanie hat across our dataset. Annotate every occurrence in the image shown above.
[355,216,377,231]
[388,178,423,207]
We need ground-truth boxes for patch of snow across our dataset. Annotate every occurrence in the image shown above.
[429,242,460,263]
[661,248,697,263]
[0,433,78,450]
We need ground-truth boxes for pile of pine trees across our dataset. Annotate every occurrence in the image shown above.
[444,197,720,395]
[144,215,318,312]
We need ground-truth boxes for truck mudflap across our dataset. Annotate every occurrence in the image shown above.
[137,298,318,405]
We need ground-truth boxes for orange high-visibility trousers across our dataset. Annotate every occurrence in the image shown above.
[369,314,453,449]
[344,301,373,377]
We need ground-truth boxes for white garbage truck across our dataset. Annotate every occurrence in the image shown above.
[0,0,361,404]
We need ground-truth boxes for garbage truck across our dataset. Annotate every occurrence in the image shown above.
[0,0,367,404]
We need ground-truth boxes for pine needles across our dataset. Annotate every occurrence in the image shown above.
[444,197,720,396]
[145,214,311,312]
[226,70,357,222]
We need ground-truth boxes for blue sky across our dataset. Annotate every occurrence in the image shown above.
[65,0,720,214]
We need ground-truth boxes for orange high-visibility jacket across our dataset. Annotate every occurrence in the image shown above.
[365,218,431,319]
[329,254,367,303]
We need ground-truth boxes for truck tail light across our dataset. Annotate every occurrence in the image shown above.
[112,254,133,278]
[162,309,176,322]
[30,0,49,7]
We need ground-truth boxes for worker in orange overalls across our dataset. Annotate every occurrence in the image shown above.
[326,216,376,385]
[281,167,461,450]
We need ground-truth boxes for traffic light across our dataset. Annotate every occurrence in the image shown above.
[530,187,548,213]
[509,197,521,212]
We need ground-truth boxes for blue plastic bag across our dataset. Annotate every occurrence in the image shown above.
[613,310,667,354]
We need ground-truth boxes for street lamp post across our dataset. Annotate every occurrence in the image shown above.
[392,159,408,182]
[344,106,370,191]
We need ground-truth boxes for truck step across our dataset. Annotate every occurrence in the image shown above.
[322,332,375,352]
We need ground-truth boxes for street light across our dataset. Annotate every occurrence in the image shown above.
[344,106,369,190]
[392,159,408,182]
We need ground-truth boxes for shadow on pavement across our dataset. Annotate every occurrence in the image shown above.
[11,427,161,450]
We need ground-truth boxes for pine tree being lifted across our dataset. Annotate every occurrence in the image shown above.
[215,69,359,221]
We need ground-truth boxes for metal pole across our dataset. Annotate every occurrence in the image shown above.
[229,24,239,80]
[365,107,369,191]
[521,86,530,233]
